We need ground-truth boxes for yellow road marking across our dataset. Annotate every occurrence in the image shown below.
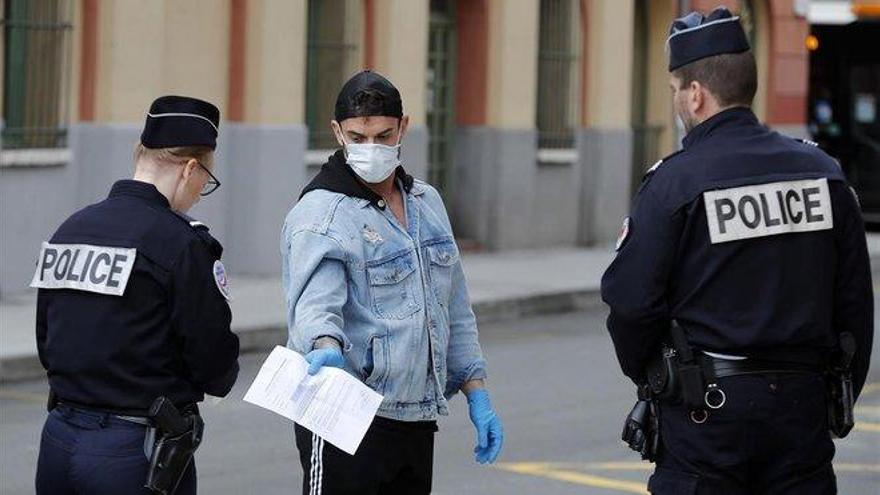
[496,462,648,494]
[854,421,880,433]
[496,460,880,492]
[582,462,653,472]
[561,461,880,474]
[0,389,46,403]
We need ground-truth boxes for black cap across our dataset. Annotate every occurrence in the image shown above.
[140,95,220,150]
[334,70,403,122]
[667,7,750,72]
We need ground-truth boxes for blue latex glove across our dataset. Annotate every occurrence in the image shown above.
[466,389,504,464]
[304,347,345,375]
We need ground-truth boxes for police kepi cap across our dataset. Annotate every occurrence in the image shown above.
[140,95,220,150]
[667,7,750,72]
[334,70,403,122]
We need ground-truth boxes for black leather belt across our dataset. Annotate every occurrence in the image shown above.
[709,358,822,379]
[57,399,198,419]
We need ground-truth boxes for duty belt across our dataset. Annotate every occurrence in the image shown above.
[708,357,822,379]
[55,398,198,426]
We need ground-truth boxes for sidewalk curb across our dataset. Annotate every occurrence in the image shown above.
[5,253,880,383]
[0,288,604,383]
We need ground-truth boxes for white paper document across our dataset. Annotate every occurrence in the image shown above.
[243,346,383,455]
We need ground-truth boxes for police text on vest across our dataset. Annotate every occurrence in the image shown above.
[30,242,136,296]
[704,178,833,244]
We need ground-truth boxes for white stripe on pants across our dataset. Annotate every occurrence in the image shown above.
[309,433,324,495]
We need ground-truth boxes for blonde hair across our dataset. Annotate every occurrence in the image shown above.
[133,142,214,169]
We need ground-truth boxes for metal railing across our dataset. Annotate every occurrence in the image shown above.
[1,0,74,150]
[536,0,581,150]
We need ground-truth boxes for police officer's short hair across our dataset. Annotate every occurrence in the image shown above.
[133,143,214,168]
[672,51,757,108]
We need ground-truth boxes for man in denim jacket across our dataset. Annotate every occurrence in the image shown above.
[281,71,503,495]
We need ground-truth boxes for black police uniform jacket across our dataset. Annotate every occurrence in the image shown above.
[601,108,873,399]
[35,180,240,412]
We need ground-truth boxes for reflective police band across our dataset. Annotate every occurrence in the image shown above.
[140,95,220,150]
[30,242,136,296]
[146,112,219,134]
[703,178,833,244]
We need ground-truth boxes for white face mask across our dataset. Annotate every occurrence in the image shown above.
[342,134,402,184]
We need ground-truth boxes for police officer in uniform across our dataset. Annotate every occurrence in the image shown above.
[33,96,240,494]
[601,8,873,494]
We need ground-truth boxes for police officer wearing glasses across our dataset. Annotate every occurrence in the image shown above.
[33,95,240,494]
[602,8,873,494]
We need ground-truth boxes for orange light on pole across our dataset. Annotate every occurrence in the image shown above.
[806,34,820,51]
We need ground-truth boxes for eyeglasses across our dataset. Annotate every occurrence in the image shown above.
[198,161,221,196]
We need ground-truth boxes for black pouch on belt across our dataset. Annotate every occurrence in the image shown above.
[669,324,706,410]
[827,332,856,439]
[145,397,204,495]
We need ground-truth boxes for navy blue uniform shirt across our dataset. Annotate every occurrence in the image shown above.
[35,180,240,412]
[601,108,873,398]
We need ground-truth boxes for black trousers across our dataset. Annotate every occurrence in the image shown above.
[295,416,437,495]
[649,373,836,495]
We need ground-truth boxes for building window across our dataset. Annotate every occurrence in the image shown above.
[427,0,456,193]
[305,0,362,152]
[2,0,74,151]
[739,0,757,52]
[536,0,581,151]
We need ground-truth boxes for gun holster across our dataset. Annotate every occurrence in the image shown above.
[621,386,660,462]
[47,389,58,412]
[644,323,709,410]
[827,332,856,439]
[145,397,204,495]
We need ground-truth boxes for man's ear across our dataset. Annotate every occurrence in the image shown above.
[331,120,345,147]
[690,80,704,113]
[398,115,410,142]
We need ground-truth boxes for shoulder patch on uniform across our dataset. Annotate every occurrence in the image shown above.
[703,178,833,244]
[615,217,631,251]
[795,138,819,147]
[30,242,136,296]
[213,260,232,301]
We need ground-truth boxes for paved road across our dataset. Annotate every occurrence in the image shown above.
[2,305,878,494]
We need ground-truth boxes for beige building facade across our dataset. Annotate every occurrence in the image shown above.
[0,0,812,295]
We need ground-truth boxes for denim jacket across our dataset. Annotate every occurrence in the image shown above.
[280,162,487,421]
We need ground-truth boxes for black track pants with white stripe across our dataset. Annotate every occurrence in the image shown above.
[294,417,437,495]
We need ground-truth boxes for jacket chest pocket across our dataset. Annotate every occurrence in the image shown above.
[366,254,422,319]
[426,241,459,307]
